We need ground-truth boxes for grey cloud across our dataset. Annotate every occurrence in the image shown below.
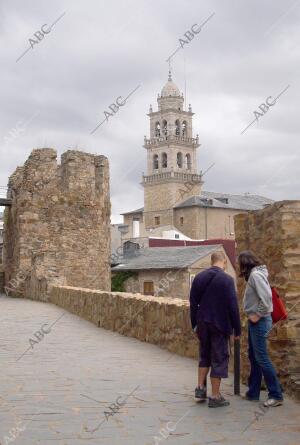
[0,0,299,222]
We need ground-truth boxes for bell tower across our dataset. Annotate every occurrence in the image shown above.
[142,71,203,229]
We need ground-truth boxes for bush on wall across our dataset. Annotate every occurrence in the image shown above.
[111,271,137,292]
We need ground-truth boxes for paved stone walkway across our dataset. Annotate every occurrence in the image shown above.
[0,295,299,445]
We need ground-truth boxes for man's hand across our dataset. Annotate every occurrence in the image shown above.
[248,313,261,323]
[230,335,240,342]
[193,326,198,338]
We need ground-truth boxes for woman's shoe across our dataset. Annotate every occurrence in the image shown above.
[263,398,283,407]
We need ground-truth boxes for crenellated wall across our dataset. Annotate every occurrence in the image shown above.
[3,148,111,299]
[234,201,300,400]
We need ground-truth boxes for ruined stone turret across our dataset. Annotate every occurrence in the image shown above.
[3,148,110,299]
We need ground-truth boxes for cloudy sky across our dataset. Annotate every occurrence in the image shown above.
[0,0,299,222]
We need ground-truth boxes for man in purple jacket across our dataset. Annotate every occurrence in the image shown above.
[190,251,241,408]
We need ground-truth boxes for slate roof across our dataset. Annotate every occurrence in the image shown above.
[174,191,274,211]
[112,245,221,271]
[121,207,144,215]
[121,192,273,215]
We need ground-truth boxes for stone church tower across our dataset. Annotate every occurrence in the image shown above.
[120,73,272,244]
[142,72,203,229]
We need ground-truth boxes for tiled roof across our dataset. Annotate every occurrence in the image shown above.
[112,245,221,271]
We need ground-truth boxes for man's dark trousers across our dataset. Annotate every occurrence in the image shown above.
[198,321,229,378]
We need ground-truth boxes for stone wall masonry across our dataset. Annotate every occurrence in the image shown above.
[0,264,4,293]
[234,201,300,400]
[3,148,111,300]
[49,285,199,360]
[48,285,240,377]
[123,269,189,300]
[47,285,247,381]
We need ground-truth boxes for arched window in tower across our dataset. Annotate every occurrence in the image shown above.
[185,153,192,170]
[182,121,187,137]
[162,152,167,168]
[153,154,159,170]
[175,120,180,136]
[177,152,183,168]
[162,120,168,137]
[155,122,161,137]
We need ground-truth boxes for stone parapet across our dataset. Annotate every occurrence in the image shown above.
[143,135,199,148]
[142,171,203,185]
[49,285,199,360]
[0,264,4,293]
[235,200,300,400]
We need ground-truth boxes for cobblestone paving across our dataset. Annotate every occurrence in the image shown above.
[0,295,299,445]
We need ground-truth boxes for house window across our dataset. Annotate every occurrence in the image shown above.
[144,281,154,295]
[162,152,167,168]
[154,216,160,225]
[175,119,180,135]
[182,121,187,136]
[180,217,184,225]
[153,154,159,170]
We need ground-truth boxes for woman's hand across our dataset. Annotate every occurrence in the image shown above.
[248,313,261,323]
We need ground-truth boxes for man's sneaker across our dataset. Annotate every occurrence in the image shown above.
[208,396,230,408]
[263,398,283,407]
[194,386,207,402]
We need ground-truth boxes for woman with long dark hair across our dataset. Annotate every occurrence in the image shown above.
[238,251,283,407]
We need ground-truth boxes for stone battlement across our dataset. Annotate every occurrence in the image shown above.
[3,148,111,299]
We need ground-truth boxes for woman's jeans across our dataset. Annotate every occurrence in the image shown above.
[247,315,283,400]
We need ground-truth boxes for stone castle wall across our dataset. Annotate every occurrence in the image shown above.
[234,201,300,399]
[0,264,4,294]
[3,148,110,299]
[49,285,199,360]
[48,278,300,400]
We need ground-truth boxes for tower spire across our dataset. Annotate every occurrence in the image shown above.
[168,58,172,81]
